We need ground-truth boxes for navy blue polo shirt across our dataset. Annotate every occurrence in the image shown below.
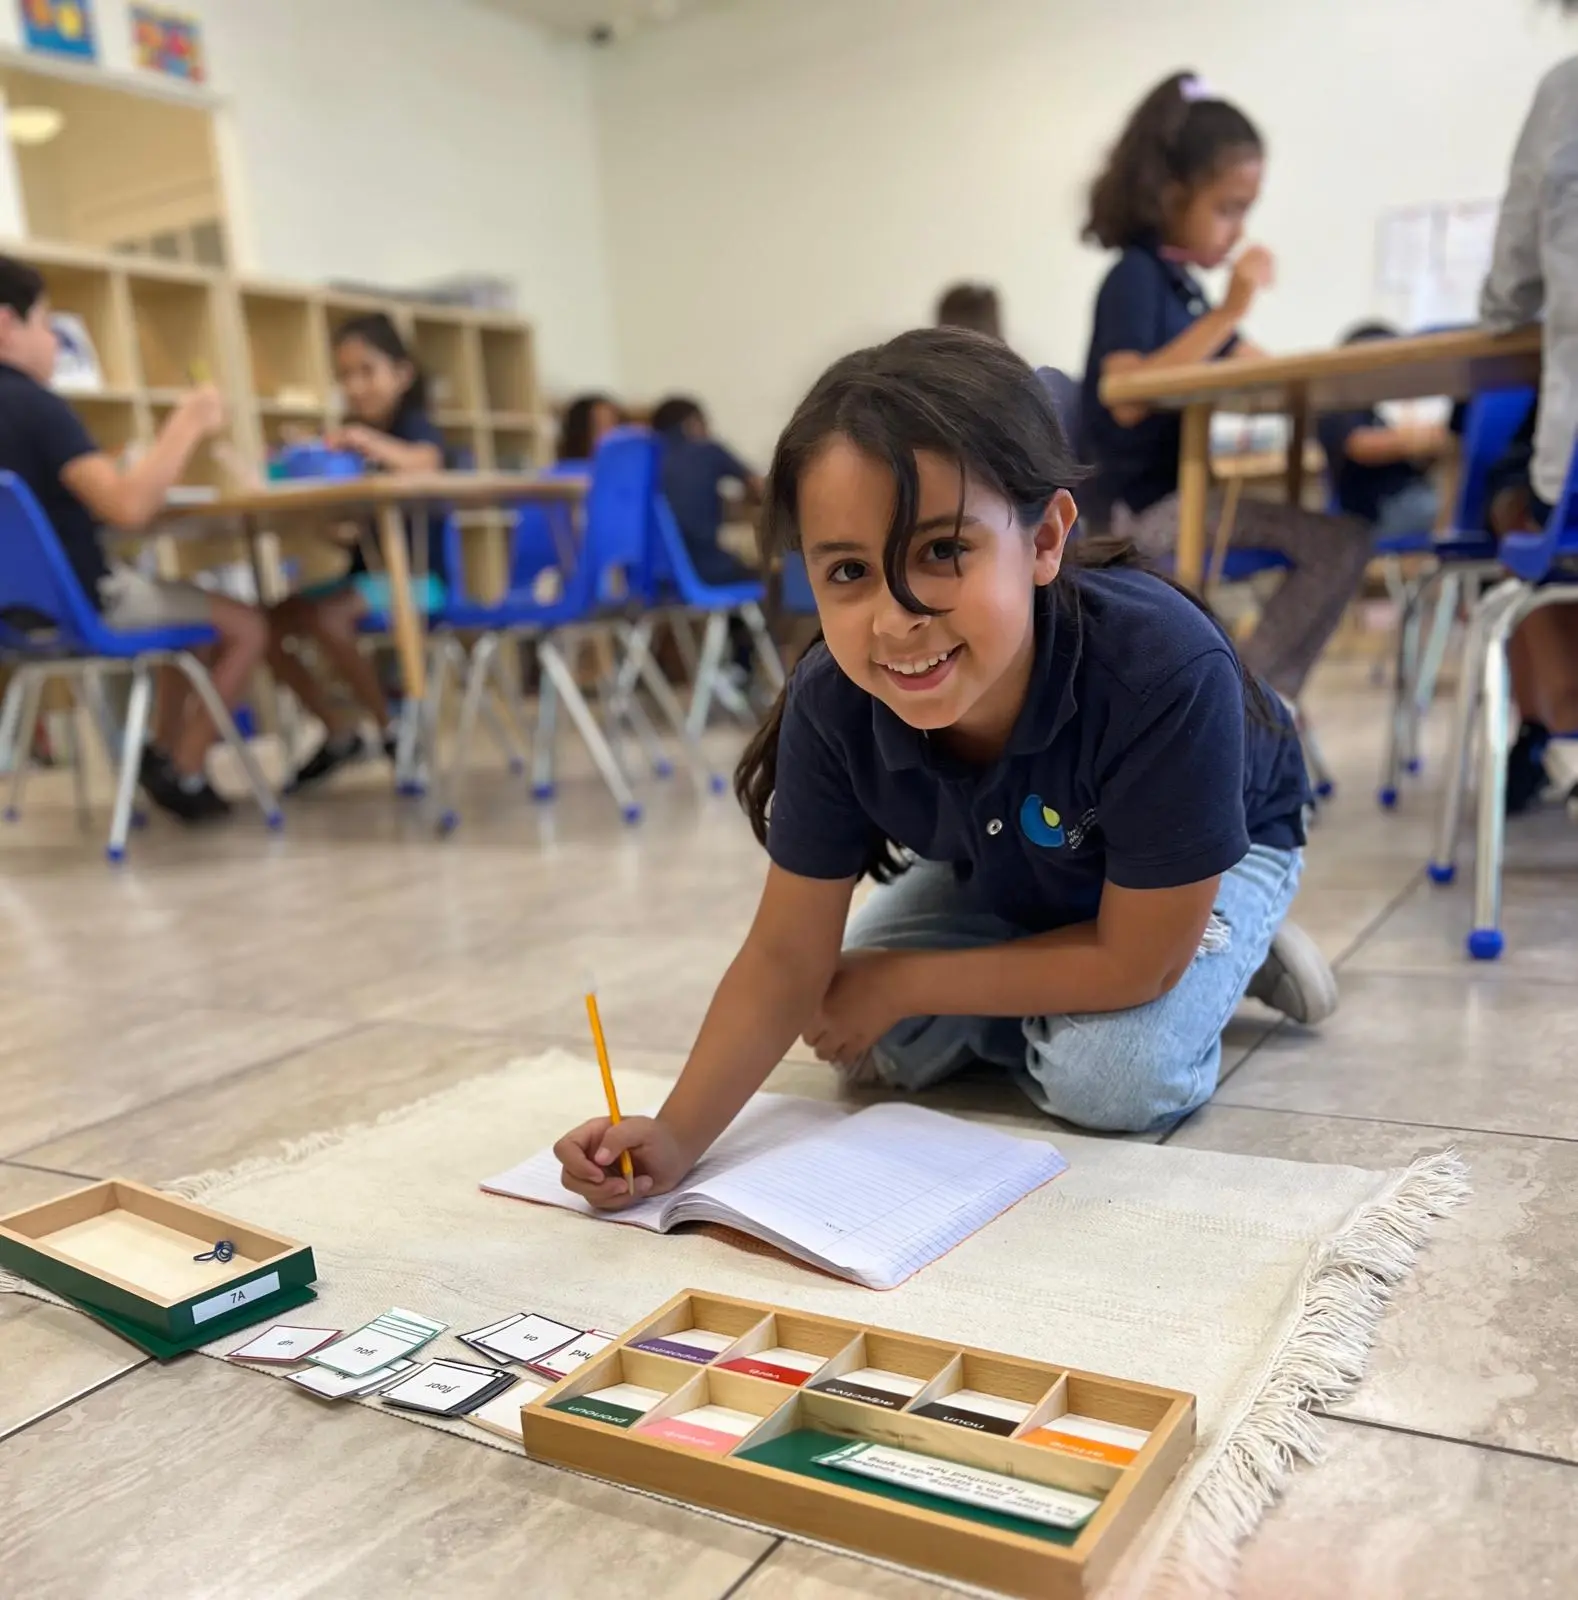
[767,565,1309,932]
[345,403,451,584]
[0,362,108,606]
[1082,244,1234,521]
[660,434,751,553]
[1317,409,1427,523]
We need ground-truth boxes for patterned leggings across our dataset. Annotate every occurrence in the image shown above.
[1124,491,1372,699]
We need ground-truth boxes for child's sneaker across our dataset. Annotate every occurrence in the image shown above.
[1247,922,1338,1026]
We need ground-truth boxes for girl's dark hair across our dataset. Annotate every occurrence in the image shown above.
[735,326,1279,881]
[935,283,1002,340]
[0,255,45,320]
[558,392,617,462]
[333,312,427,414]
[1083,72,1263,251]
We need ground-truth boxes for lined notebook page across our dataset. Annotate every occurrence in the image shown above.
[479,1094,847,1226]
[676,1103,1067,1288]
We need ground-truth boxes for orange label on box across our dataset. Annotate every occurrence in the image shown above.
[1024,1414,1148,1467]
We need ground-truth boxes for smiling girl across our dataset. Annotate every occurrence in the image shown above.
[553,329,1336,1209]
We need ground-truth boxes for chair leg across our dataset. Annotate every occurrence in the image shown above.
[620,619,722,794]
[1409,570,1462,771]
[4,671,45,823]
[606,618,671,779]
[1468,595,1528,960]
[485,638,536,783]
[1379,575,1426,808]
[0,670,30,782]
[63,689,90,832]
[531,660,559,800]
[1430,579,1523,884]
[740,601,786,692]
[174,652,283,829]
[107,666,153,863]
[445,635,495,830]
[538,639,641,823]
[686,613,738,739]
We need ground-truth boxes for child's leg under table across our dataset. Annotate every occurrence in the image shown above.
[844,844,1302,1134]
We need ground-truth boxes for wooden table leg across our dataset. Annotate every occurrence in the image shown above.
[1286,385,1309,506]
[378,503,426,703]
[1175,402,1213,591]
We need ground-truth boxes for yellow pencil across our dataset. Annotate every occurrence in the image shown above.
[585,989,635,1194]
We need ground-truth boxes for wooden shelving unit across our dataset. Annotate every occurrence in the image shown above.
[0,240,545,603]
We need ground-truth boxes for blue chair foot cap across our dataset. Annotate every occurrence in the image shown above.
[438,809,459,834]
[531,782,556,802]
[397,780,426,798]
[508,758,526,777]
[1315,780,1336,799]
[653,759,674,779]
[1378,786,1399,810]
[708,773,727,796]
[265,811,285,831]
[1427,861,1456,885]
[1467,927,1504,961]
[1405,757,1423,775]
[621,803,642,825]
[2,807,17,823]
[105,844,125,864]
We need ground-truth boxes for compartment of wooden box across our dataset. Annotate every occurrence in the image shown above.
[1017,1372,1175,1469]
[620,1291,771,1365]
[522,1290,1196,1599]
[905,1349,1064,1437]
[714,1310,860,1388]
[0,1179,315,1342]
[804,1327,959,1411]
[541,1345,700,1428]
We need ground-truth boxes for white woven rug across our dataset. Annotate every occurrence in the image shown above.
[2,1050,1467,1598]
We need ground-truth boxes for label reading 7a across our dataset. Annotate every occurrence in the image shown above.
[192,1272,282,1326]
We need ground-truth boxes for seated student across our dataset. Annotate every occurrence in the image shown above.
[556,393,622,463]
[265,314,446,789]
[652,395,763,587]
[0,255,264,823]
[1318,323,1449,539]
[935,282,1003,341]
[1080,73,1373,701]
[1481,40,1578,813]
[551,329,1336,1209]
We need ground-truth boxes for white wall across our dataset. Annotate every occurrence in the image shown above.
[0,0,618,390]
[594,0,1578,460]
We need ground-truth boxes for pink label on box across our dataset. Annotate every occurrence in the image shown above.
[634,1416,742,1454]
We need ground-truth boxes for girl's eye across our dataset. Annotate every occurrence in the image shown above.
[920,537,966,564]
[825,559,869,585]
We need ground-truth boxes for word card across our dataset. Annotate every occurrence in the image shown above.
[310,1308,447,1377]
[468,1377,549,1443]
[530,1329,616,1382]
[226,1324,341,1365]
[717,1347,826,1386]
[809,1367,927,1410]
[1024,1413,1151,1466]
[380,1359,519,1417]
[635,1404,760,1454]
[913,1389,1035,1437]
[288,1358,415,1401]
[628,1327,737,1364]
[548,1382,666,1427]
[463,1313,580,1368]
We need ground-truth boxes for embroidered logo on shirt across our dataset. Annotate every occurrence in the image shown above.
[1019,795,1066,848]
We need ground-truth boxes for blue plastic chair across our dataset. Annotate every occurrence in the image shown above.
[1428,423,1578,958]
[437,430,717,826]
[0,473,280,861]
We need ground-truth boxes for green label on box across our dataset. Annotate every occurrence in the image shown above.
[551,1396,646,1428]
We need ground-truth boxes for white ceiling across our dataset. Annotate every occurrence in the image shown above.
[470,0,736,41]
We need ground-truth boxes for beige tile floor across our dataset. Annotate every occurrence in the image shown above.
[1,661,1576,1598]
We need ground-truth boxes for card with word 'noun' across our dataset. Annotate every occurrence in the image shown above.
[226,1324,342,1365]
[309,1309,447,1377]
[380,1359,519,1417]
[288,1358,415,1401]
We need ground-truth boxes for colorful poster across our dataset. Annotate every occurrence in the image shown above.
[19,0,96,60]
[131,5,203,83]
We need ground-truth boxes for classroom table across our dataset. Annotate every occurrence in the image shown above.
[157,471,589,705]
[1098,325,1543,590]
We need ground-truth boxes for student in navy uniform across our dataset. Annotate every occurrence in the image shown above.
[935,282,1003,341]
[1318,323,1448,540]
[652,395,762,587]
[266,314,448,788]
[0,255,266,822]
[556,392,622,463]
[551,330,1335,1208]
[1081,72,1372,701]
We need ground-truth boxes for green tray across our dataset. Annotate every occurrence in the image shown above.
[56,1283,320,1360]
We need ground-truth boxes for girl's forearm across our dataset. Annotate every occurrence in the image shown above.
[888,923,1187,1020]
[657,946,826,1162]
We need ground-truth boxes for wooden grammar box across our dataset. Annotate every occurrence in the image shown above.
[0,1179,316,1350]
[521,1290,1195,1599]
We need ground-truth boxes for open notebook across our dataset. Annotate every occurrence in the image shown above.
[481,1096,1067,1290]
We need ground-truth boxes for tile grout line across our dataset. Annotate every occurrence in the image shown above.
[1327,866,1427,970]
[0,1158,104,1181]
[1,1019,374,1166]
[713,1538,785,1599]
[1323,1409,1578,1472]
[0,1359,150,1448]
[1204,1098,1578,1146]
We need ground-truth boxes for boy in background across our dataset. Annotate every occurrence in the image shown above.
[934,282,1003,341]
[1318,322,1450,540]
[651,396,762,588]
[0,256,265,821]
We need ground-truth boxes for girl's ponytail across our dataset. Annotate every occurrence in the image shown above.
[1083,72,1261,252]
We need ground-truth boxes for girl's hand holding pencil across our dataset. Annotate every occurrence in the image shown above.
[554,1114,688,1210]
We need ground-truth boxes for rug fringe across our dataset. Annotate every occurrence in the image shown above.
[1152,1146,1471,1599]
[166,1049,586,1201]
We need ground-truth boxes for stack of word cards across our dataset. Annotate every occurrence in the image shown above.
[460,1312,616,1382]
[517,1289,1198,1600]
[224,1307,448,1403]
[379,1359,519,1418]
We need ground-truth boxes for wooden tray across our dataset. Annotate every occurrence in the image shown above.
[0,1179,316,1345]
[519,1290,1195,1599]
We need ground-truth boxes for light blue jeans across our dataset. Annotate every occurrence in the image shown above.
[844,843,1303,1134]
[1372,479,1440,545]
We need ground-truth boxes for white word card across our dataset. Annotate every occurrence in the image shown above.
[227,1324,341,1365]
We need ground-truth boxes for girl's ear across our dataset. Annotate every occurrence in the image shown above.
[1031,490,1077,586]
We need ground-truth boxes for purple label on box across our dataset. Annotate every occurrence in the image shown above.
[629,1336,719,1364]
